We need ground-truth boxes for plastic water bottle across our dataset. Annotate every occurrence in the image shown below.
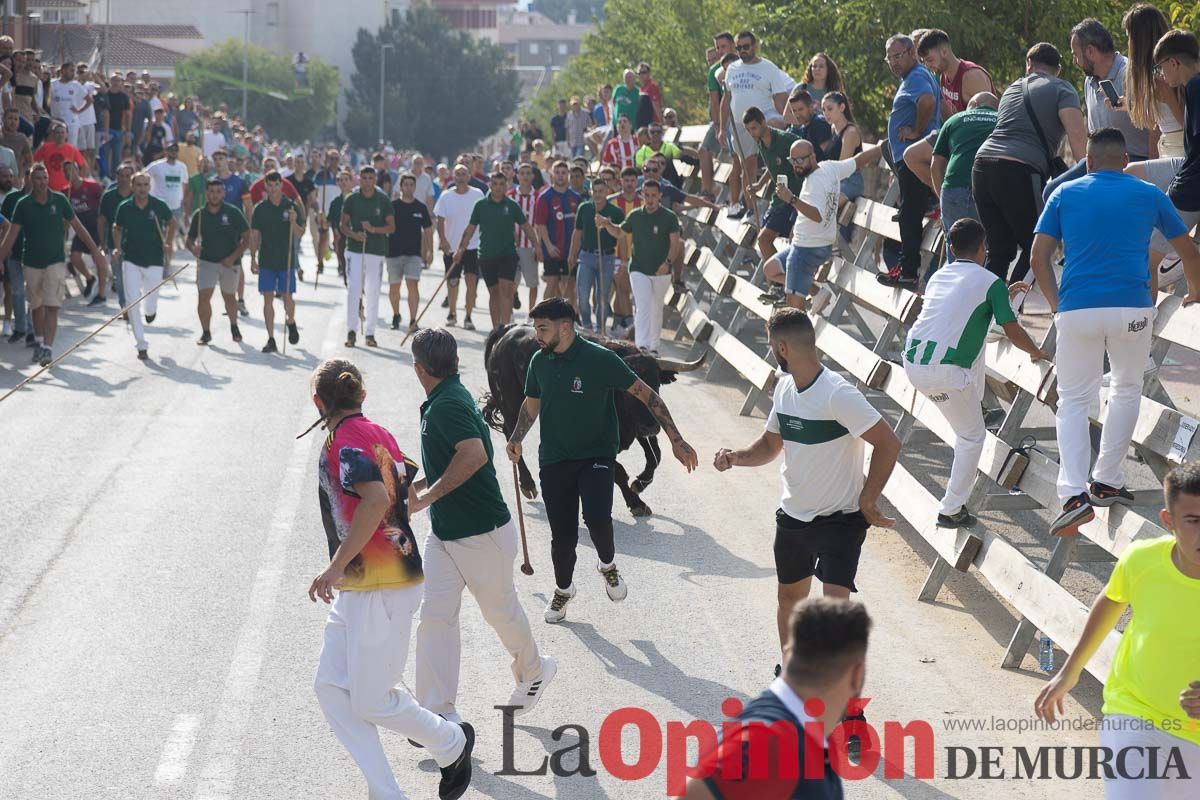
[1039,635,1054,673]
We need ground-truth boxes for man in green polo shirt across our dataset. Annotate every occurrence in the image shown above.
[613,69,640,125]
[327,169,353,284]
[568,173,626,332]
[113,171,174,360]
[188,177,249,345]
[744,106,802,261]
[99,161,135,309]
[454,171,537,331]
[408,328,556,720]
[0,162,106,366]
[931,92,998,238]
[506,298,698,623]
[250,171,305,354]
[339,165,393,347]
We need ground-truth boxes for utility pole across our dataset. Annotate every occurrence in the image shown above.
[230,9,254,123]
[378,42,391,147]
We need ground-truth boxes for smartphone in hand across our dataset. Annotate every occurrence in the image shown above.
[1098,79,1121,108]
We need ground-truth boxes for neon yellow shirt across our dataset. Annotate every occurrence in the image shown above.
[1102,536,1200,745]
[634,142,681,168]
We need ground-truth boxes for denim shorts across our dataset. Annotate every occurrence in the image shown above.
[781,244,832,296]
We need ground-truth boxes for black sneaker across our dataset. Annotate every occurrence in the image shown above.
[198,330,212,345]
[446,313,457,328]
[286,321,299,345]
[145,313,156,324]
[391,313,401,330]
[463,317,475,331]
[758,284,785,304]
[25,332,35,347]
[7,329,24,344]
[937,508,977,528]
[38,347,51,367]
[262,338,278,353]
[137,348,148,361]
[83,276,96,297]
[438,722,475,800]
[365,335,378,347]
[231,324,243,343]
[345,330,356,347]
[441,296,450,308]
[238,298,249,317]
[1050,493,1094,537]
[87,294,106,307]
[1088,481,1135,508]
[877,273,918,289]
[513,294,521,310]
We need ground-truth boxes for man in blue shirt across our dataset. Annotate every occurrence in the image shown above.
[878,33,941,289]
[1031,127,1200,537]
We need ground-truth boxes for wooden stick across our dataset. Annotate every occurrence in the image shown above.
[512,462,534,576]
[398,271,450,348]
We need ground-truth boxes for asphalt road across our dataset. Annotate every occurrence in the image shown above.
[0,245,1110,799]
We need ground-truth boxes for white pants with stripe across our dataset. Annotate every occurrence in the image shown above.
[905,360,986,515]
[630,271,670,352]
[1054,307,1153,501]
[122,262,163,351]
[415,521,541,717]
[314,586,466,800]
[345,251,384,336]
[1100,715,1200,799]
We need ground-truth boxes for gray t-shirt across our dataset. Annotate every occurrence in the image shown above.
[976,72,1080,175]
[1084,53,1150,158]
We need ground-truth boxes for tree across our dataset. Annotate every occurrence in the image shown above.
[174,40,338,142]
[343,8,520,157]
[531,0,605,24]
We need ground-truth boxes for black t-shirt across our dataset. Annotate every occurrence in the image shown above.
[1170,73,1200,212]
[106,91,130,130]
[788,115,835,163]
[288,169,315,207]
[143,123,167,161]
[388,198,432,257]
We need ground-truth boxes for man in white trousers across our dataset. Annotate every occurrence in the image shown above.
[596,179,679,353]
[904,218,1048,527]
[408,329,556,726]
[339,165,394,348]
[1031,127,1200,537]
[113,171,174,361]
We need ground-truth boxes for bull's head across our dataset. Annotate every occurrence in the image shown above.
[653,353,706,385]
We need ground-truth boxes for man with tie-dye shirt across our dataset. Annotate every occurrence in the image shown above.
[307,359,475,800]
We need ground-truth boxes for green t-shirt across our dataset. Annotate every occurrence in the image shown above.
[707,61,723,97]
[114,195,173,267]
[99,186,132,249]
[634,142,682,168]
[756,128,802,208]
[620,205,679,275]
[341,189,392,256]
[187,172,208,213]
[524,335,639,466]
[188,202,248,263]
[418,374,512,540]
[613,85,640,123]
[933,107,998,190]
[12,191,74,268]
[469,194,526,260]
[252,196,299,271]
[1,188,27,260]
[328,193,347,236]
[574,199,625,255]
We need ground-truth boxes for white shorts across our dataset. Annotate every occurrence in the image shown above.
[75,124,96,151]
[1099,715,1200,799]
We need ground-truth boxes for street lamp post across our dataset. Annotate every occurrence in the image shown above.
[230,9,254,122]
[379,43,392,147]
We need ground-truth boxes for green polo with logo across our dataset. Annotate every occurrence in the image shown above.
[469,194,525,259]
[189,202,248,262]
[341,188,392,256]
[619,205,679,275]
[1,188,27,260]
[756,127,802,208]
[12,191,75,268]
[252,196,299,271]
[328,192,347,235]
[114,195,173,267]
[99,186,132,249]
[524,335,639,466]
[574,199,625,255]
[419,374,512,540]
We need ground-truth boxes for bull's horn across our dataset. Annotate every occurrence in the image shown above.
[656,353,706,373]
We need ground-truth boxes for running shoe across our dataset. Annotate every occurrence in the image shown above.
[83,276,96,297]
[544,584,576,624]
[441,296,450,308]
[231,324,243,343]
[877,273,917,289]
[25,332,35,347]
[87,295,106,307]
[438,722,475,800]
[463,317,475,331]
[727,202,745,219]
[599,562,627,602]
[365,335,378,347]
[513,294,521,310]
[286,321,299,345]
[7,328,24,344]
[262,338,278,353]
[507,656,557,717]
[937,508,977,528]
[758,284,785,304]
[38,347,51,367]
[446,313,457,327]
[1050,493,1094,537]
[137,348,148,361]
[145,313,156,324]
[2,321,10,337]
[1088,481,1135,508]
[237,298,249,317]
[345,330,356,348]
[198,330,212,345]
[391,313,401,330]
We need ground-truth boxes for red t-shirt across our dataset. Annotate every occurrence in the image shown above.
[642,79,663,120]
[34,142,85,192]
[602,136,639,171]
[249,176,301,206]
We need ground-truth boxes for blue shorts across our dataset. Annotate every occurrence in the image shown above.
[258,268,295,294]
[762,202,798,236]
[781,244,832,296]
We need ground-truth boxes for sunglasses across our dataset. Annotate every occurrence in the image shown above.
[735,44,752,52]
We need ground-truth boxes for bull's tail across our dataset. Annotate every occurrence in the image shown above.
[480,391,506,433]
[480,323,519,435]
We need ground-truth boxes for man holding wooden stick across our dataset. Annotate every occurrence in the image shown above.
[187,177,249,346]
[250,170,304,354]
[112,171,174,361]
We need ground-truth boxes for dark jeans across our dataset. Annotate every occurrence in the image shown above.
[103,129,124,180]
[895,160,933,279]
[972,158,1045,283]
[539,457,616,590]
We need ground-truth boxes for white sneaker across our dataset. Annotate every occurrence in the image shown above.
[598,562,627,602]
[809,286,834,316]
[1,320,10,336]
[508,656,557,717]
[544,584,576,623]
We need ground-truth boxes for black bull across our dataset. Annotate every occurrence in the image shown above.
[481,324,703,517]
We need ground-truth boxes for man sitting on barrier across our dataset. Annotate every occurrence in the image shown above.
[903,218,1047,528]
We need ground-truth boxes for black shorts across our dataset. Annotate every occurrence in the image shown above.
[773,508,868,590]
[70,236,92,254]
[479,253,518,287]
[543,257,570,277]
[443,250,479,281]
[762,202,798,236]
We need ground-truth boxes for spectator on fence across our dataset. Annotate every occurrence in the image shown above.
[1122,4,1184,159]
[820,92,865,208]
[586,83,613,157]
[743,106,801,262]
[1042,18,1151,200]
[550,98,570,159]
[784,88,833,162]
[1030,127,1200,537]
[931,92,999,234]
[917,29,995,119]
[613,69,640,128]
[973,42,1086,284]
[903,218,1046,528]
[720,31,795,220]
[634,123,694,186]
[636,62,663,127]
[701,32,736,201]
[565,96,590,158]
[877,34,940,290]
[797,52,843,106]
[1035,461,1200,797]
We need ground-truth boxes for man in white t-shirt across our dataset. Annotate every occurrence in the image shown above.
[764,140,882,311]
[410,154,435,214]
[718,30,793,217]
[904,218,1047,528]
[433,163,483,329]
[713,308,899,671]
[145,142,191,238]
[50,63,87,147]
[74,64,98,164]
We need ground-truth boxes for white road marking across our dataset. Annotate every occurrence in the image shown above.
[154,713,201,785]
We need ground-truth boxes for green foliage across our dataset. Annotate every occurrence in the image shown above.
[531,0,605,24]
[526,0,751,128]
[1168,0,1200,28]
[343,8,520,157]
[174,40,338,141]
